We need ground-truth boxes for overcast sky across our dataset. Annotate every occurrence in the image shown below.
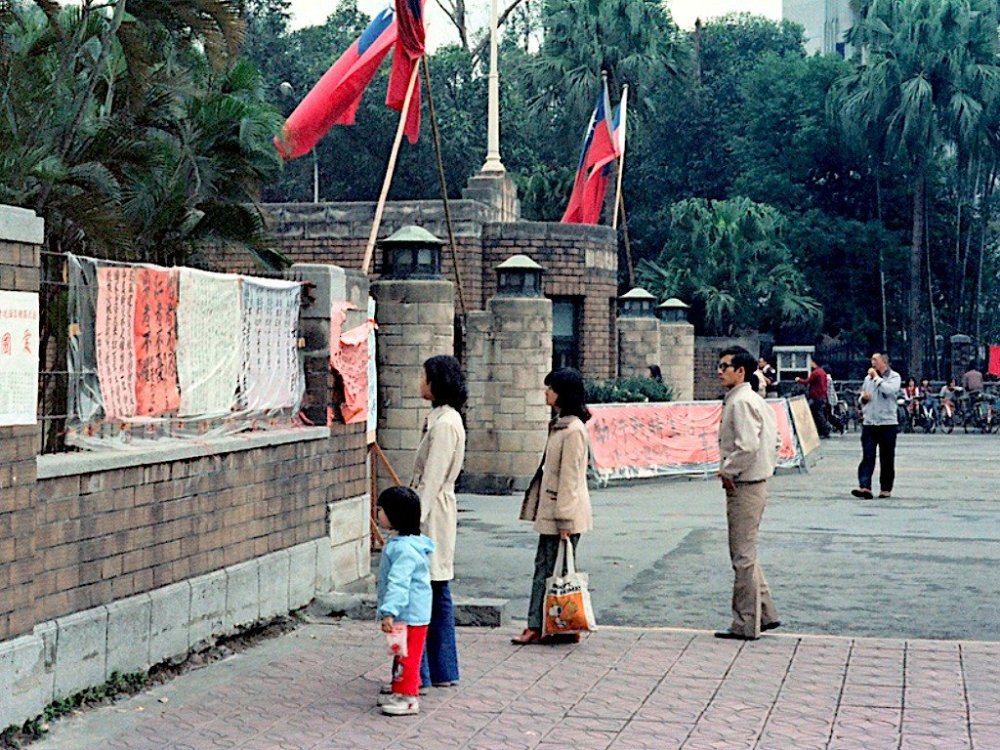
[286,0,783,43]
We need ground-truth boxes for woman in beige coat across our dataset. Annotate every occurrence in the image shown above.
[410,355,466,687]
[512,368,593,645]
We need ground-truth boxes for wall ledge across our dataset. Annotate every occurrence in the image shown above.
[37,426,331,479]
[0,204,44,245]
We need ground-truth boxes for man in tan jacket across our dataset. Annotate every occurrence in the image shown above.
[714,346,781,641]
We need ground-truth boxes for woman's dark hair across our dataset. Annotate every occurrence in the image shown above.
[377,486,422,536]
[544,368,591,423]
[649,365,663,383]
[423,355,467,410]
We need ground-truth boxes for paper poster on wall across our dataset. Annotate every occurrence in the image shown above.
[95,266,138,419]
[0,291,40,426]
[176,268,242,416]
[133,267,181,416]
[239,278,301,411]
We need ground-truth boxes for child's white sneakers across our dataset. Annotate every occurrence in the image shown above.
[380,693,420,716]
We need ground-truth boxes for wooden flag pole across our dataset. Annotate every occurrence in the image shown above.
[361,62,422,275]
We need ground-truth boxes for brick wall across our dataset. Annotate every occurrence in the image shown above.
[0,209,42,642]
[1,204,372,644]
[694,336,762,400]
[33,427,366,625]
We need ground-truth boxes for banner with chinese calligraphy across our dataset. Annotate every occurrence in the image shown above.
[134,268,181,416]
[587,399,804,485]
[66,255,305,448]
[95,266,138,419]
[176,269,242,416]
[0,291,40,426]
[239,278,302,411]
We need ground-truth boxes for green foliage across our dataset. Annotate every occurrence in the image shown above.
[585,377,674,404]
[0,0,284,268]
[637,198,822,337]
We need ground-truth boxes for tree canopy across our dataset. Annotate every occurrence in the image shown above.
[4,0,1000,378]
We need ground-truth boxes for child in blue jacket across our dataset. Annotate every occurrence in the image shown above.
[376,486,435,716]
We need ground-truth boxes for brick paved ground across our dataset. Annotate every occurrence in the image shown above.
[32,620,1000,750]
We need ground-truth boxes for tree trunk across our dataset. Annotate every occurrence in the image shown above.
[908,173,925,377]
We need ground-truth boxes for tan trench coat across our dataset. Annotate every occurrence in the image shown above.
[410,405,465,581]
[520,415,593,536]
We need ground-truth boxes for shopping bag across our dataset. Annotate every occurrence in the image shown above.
[385,622,408,657]
[542,538,597,637]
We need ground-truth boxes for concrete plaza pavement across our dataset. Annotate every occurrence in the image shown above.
[30,619,1000,750]
[453,432,1000,641]
[29,431,1000,749]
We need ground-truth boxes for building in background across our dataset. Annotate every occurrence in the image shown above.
[783,0,858,57]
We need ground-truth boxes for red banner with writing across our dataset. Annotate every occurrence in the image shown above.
[587,400,801,484]
[133,268,180,416]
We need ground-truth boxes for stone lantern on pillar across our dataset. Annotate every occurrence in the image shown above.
[616,288,659,378]
[371,225,454,477]
[378,225,445,279]
[618,287,657,317]
[657,297,695,401]
[462,254,551,493]
[657,297,690,324]
[496,254,544,297]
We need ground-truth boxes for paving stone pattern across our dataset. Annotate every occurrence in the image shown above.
[32,621,1000,750]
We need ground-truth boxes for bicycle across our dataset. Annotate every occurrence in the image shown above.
[909,394,937,433]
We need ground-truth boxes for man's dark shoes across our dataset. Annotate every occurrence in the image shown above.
[851,488,874,499]
[713,629,758,641]
[761,620,781,632]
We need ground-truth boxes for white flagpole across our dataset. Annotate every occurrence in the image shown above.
[612,84,628,231]
[362,62,421,275]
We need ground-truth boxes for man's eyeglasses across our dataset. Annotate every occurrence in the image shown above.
[717,362,735,371]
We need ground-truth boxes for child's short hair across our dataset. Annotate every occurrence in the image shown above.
[377,486,422,535]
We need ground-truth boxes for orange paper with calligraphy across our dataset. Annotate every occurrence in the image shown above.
[133,268,180,416]
[587,400,802,484]
[330,301,369,425]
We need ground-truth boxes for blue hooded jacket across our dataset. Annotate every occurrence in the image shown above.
[377,534,435,625]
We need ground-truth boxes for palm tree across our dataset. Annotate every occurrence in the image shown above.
[637,197,822,337]
[831,0,1000,376]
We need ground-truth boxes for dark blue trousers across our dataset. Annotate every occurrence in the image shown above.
[420,581,459,687]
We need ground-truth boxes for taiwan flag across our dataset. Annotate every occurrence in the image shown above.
[274,5,397,160]
[386,0,426,144]
[561,77,619,225]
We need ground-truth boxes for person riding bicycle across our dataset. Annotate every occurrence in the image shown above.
[918,377,936,419]
[938,379,962,418]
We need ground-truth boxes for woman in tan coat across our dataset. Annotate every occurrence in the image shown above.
[512,368,593,645]
[410,355,466,687]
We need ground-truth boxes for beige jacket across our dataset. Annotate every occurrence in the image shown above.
[520,416,593,536]
[718,383,779,482]
[410,405,465,581]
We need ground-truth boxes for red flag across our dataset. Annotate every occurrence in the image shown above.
[561,77,620,224]
[274,6,397,160]
[386,0,426,144]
